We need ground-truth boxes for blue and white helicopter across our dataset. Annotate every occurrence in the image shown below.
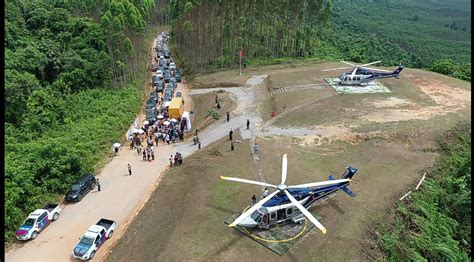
[221,154,358,234]
[323,60,404,86]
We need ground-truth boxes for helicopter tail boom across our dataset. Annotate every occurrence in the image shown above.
[328,166,358,197]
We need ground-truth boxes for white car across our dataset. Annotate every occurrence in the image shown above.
[156,70,163,79]
[16,204,61,241]
[72,219,116,260]
[170,63,176,70]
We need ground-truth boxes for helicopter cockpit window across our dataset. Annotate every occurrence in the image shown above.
[251,210,262,222]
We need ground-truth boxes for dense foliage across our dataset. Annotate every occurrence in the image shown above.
[169,0,470,81]
[5,0,156,243]
[170,0,332,74]
[375,123,471,260]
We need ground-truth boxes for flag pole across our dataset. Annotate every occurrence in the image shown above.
[239,53,242,76]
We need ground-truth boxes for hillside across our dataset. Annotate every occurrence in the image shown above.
[4,0,158,243]
[169,0,470,80]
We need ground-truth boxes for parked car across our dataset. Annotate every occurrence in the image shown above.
[159,58,164,67]
[170,77,177,85]
[163,50,170,58]
[151,63,158,72]
[164,74,171,83]
[167,82,177,91]
[176,91,182,98]
[152,76,160,86]
[65,173,96,202]
[72,219,116,260]
[170,63,176,70]
[16,204,61,241]
[176,74,182,82]
[146,110,156,124]
[156,81,165,92]
[164,89,173,101]
[156,70,163,79]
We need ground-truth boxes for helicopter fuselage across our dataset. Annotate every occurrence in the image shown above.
[336,66,403,86]
[238,166,358,229]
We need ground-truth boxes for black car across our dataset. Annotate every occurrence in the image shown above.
[167,82,176,91]
[156,81,164,92]
[164,74,171,83]
[163,50,170,58]
[146,110,156,124]
[152,76,160,86]
[159,58,164,67]
[176,91,182,98]
[65,173,96,202]
[164,93,173,102]
[151,63,158,71]
[176,74,182,82]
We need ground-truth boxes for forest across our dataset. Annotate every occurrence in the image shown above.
[4,0,158,243]
[168,0,471,80]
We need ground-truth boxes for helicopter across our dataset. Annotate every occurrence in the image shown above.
[221,154,358,234]
[323,61,404,86]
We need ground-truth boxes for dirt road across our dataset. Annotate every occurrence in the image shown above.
[5,35,194,262]
[4,48,272,262]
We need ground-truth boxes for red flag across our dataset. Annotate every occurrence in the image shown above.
[240,50,244,58]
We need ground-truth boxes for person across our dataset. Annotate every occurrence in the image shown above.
[253,142,259,156]
[244,62,246,69]
[229,129,233,141]
[215,94,218,104]
[97,179,101,192]
[114,146,119,155]
[217,101,221,109]
[169,155,173,167]
[174,154,179,166]
[246,119,250,129]
[198,141,201,150]
[231,141,234,151]
[147,148,151,161]
[262,188,269,198]
[136,143,141,155]
[128,163,132,176]
[226,111,230,122]
[151,148,155,160]
[251,195,256,206]
[142,150,146,161]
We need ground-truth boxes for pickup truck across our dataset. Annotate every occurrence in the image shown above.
[72,218,117,260]
[16,204,61,240]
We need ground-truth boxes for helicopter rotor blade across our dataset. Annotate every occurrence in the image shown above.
[360,66,392,73]
[350,67,358,80]
[220,176,277,188]
[287,178,350,189]
[284,190,327,234]
[229,190,279,227]
[360,60,382,67]
[340,60,357,66]
[322,66,353,72]
[281,154,288,185]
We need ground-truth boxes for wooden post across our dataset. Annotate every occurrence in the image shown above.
[415,172,427,190]
[399,191,412,201]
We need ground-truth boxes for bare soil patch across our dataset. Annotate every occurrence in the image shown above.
[191,92,237,132]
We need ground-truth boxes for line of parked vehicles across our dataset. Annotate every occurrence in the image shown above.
[147,32,184,125]
[14,32,182,260]
[15,172,116,260]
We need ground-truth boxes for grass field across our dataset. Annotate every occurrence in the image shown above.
[106,62,470,261]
